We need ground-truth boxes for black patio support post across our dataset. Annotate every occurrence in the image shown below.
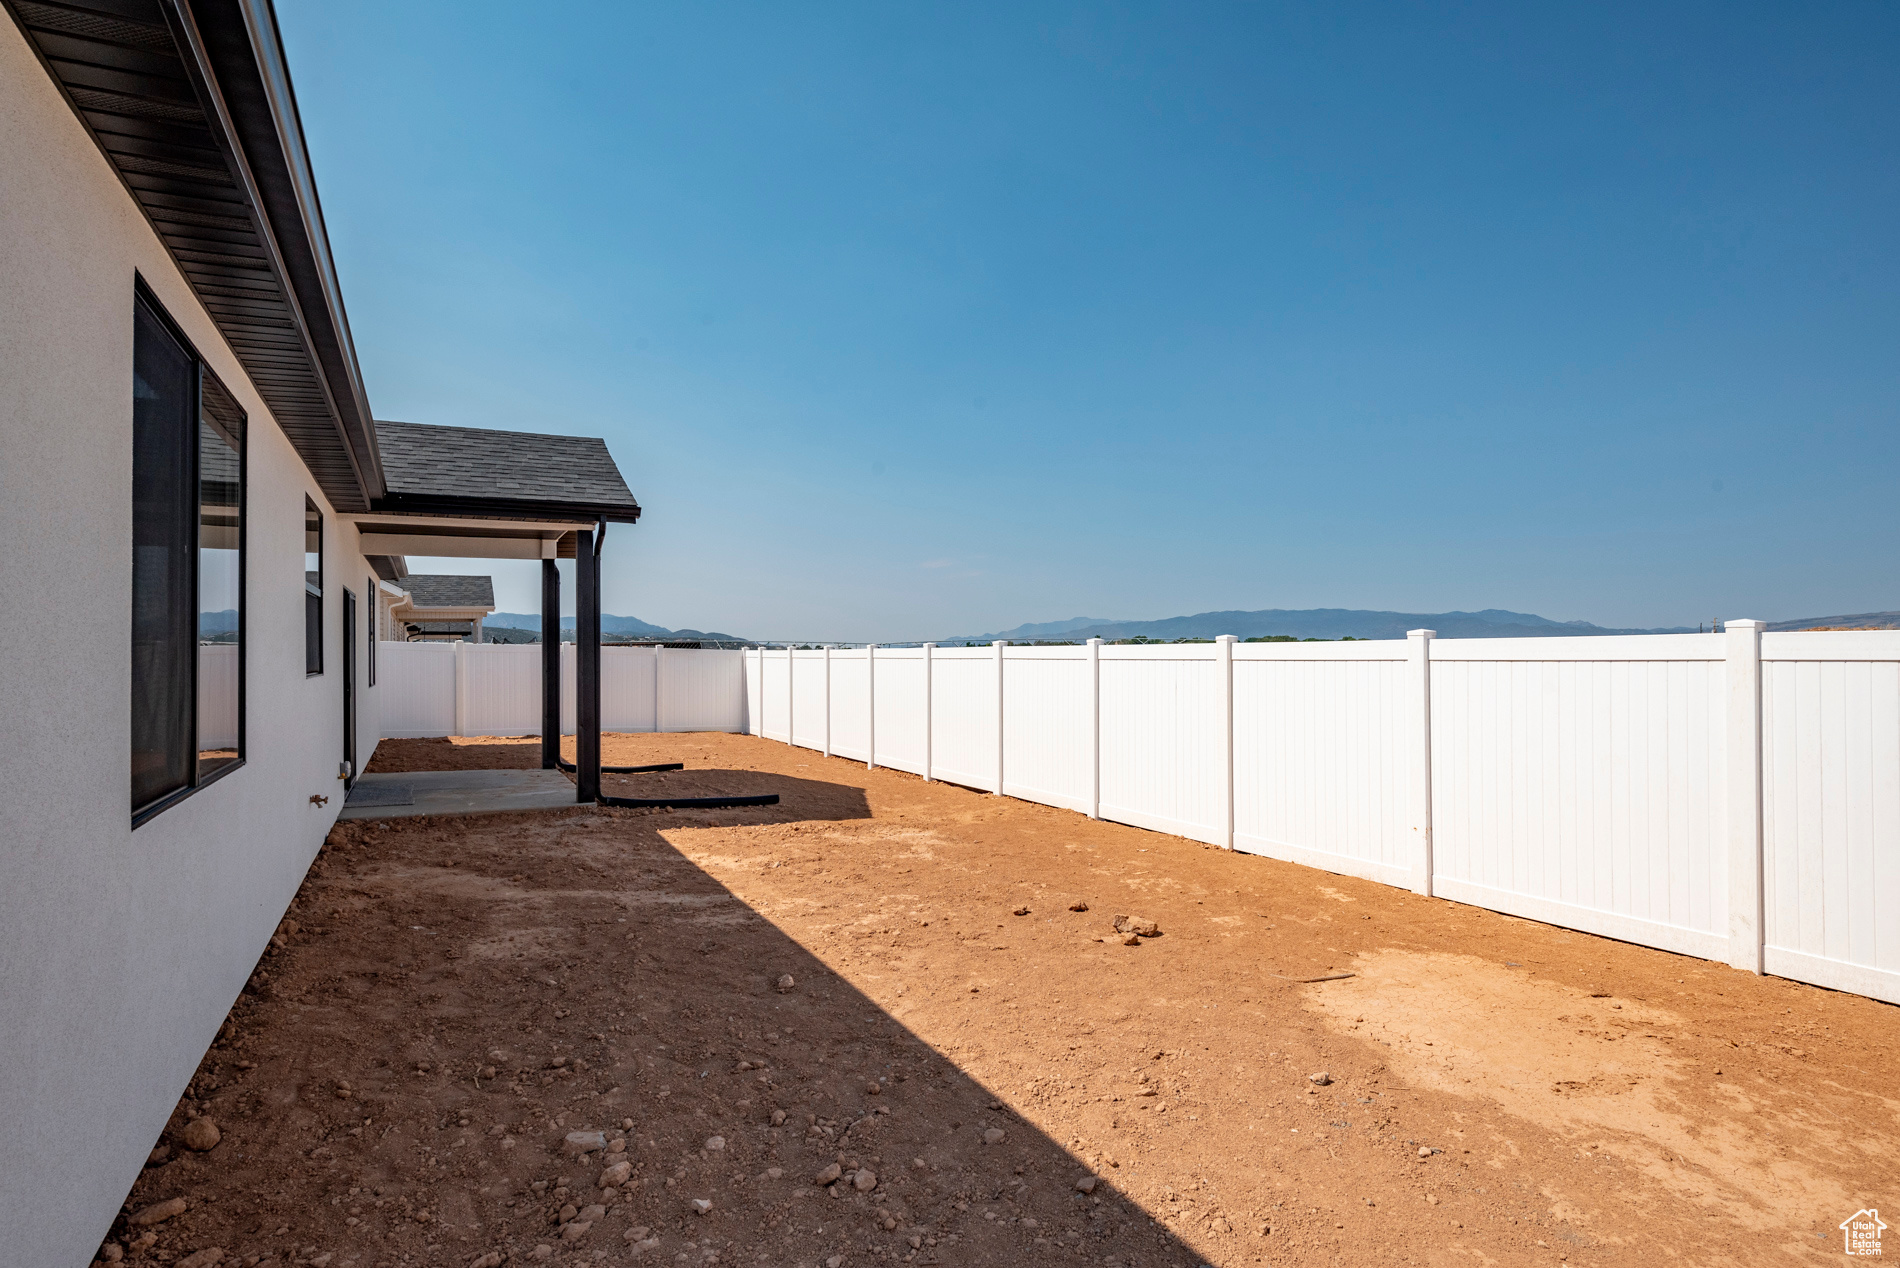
[575,528,602,803]
[540,558,561,769]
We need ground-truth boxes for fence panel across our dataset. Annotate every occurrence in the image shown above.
[1761,633,1900,1004]
[600,646,657,733]
[378,642,457,737]
[662,648,746,732]
[462,644,539,735]
[1428,636,1729,960]
[929,647,997,791]
[759,650,792,742]
[197,643,241,751]
[871,648,927,775]
[1000,646,1092,812]
[1232,643,1414,886]
[791,651,829,749]
[829,649,871,761]
[1098,645,1223,845]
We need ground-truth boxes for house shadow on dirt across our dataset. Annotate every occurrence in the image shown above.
[106,761,1210,1268]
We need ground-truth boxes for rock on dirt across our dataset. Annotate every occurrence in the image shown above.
[853,1168,878,1192]
[1308,1072,1332,1086]
[1069,900,1089,911]
[128,1198,187,1226]
[1113,915,1160,937]
[814,1163,842,1185]
[1075,1176,1098,1193]
[982,1128,1006,1145]
[175,1250,223,1268]
[1013,906,1030,916]
[704,1135,726,1152]
[775,974,796,992]
[179,1118,221,1151]
[599,1160,632,1187]
[470,1255,504,1268]
[563,1131,607,1154]
[690,1198,713,1215]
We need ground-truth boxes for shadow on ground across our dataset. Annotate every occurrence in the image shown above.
[106,776,1205,1267]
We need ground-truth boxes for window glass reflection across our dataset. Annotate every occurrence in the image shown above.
[198,376,244,778]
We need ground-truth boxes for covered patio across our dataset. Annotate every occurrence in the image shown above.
[346,419,774,815]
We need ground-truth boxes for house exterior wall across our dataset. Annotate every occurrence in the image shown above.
[0,23,381,1265]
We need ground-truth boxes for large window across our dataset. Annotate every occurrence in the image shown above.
[305,498,322,675]
[132,287,246,825]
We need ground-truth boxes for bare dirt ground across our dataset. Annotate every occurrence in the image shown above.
[105,733,1897,1268]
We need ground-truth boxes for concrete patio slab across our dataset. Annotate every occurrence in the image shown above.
[339,769,580,821]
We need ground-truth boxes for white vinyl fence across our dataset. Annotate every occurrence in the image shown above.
[365,629,1900,1003]
[739,629,1900,1005]
[376,642,745,739]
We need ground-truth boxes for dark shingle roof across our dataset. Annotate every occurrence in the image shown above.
[374,421,639,518]
[400,575,496,609]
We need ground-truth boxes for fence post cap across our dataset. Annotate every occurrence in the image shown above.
[1216,634,1237,644]
[1725,618,1768,631]
[1086,637,1103,646]
[1407,628,1437,638]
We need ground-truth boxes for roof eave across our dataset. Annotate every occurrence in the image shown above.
[370,491,643,526]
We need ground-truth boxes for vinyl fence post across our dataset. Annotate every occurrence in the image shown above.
[1087,638,1102,820]
[866,645,878,770]
[1406,629,1435,895]
[785,646,796,746]
[993,640,1008,795]
[923,643,936,782]
[453,638,468,738]
[1726,618,1767,975]
[1217,635,1236,849]
[653,643,665,734]
[822,645,833,759]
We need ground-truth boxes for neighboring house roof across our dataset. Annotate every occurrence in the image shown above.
[373,421,641,523]
[399,575,495,610]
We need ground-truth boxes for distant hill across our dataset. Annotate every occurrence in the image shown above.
[946,608,1701,643]
[1767,611,1900,631]
[484,613,749,643]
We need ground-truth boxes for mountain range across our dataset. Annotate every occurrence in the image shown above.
[485,613,749,643]
[948,608,1704,643]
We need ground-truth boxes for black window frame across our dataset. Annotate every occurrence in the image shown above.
[305,497,324,676]
[367,573,377,687]
[131,280,248,829]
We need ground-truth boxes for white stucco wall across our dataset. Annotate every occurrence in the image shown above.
[0,24,382,1265]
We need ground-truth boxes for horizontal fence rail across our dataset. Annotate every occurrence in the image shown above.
[739,629,1900,1006]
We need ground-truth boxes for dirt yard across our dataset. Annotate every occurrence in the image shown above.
[104,732,1896,1268]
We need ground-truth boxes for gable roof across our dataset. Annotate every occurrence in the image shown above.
[373,420,641,523]
[398,574,495,610]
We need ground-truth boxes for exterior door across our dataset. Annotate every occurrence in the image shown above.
[342,587,357,788]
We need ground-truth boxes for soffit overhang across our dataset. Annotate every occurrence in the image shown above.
[4,0,383,511]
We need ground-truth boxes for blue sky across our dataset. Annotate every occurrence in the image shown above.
[279,1,1899,641]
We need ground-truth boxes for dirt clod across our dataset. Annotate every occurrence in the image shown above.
[178,1117,220,1151]
[127,1198,185,1226]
